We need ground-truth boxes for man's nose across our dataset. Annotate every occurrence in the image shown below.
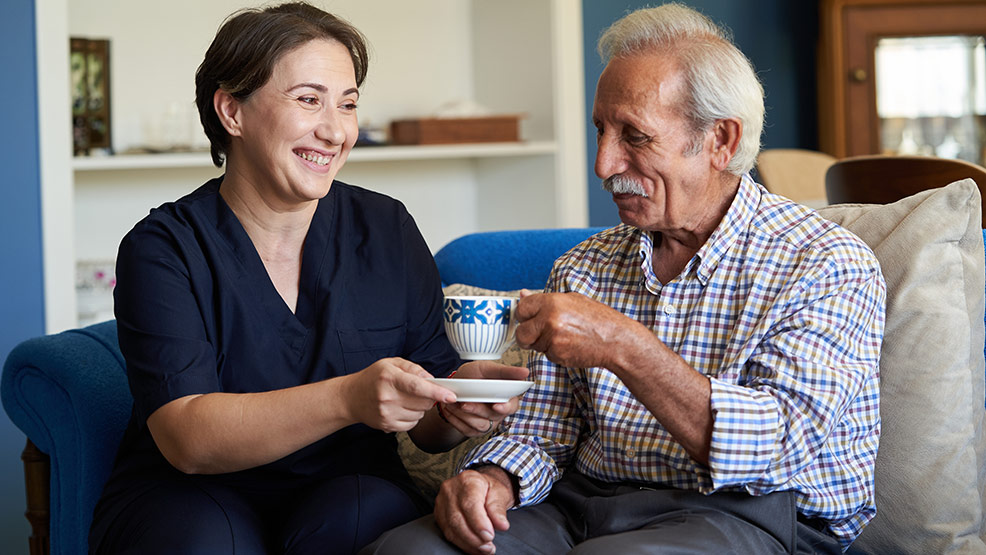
[595,134,628,179]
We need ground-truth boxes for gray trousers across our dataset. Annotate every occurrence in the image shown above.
[363,471,844,554]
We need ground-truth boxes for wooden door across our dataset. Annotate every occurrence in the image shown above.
[818,0,986,159]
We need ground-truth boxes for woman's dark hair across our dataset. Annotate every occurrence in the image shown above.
[195,2,369,167]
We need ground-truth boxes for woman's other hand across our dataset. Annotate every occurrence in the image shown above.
[344,357,456,433]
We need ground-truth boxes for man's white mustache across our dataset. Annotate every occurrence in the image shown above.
[602,175,649,197]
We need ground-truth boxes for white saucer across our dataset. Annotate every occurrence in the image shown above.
[429,378,534,403]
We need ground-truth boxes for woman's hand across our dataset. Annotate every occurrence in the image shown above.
[435,361,529,437]
[344,357,456,433]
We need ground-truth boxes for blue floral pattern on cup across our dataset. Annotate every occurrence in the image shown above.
[443,296,517,360]
[444,299,511,325]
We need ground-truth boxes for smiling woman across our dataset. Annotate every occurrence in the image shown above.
[214,38,360,263]
[84,3,529,554]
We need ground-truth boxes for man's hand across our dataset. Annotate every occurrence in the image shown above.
[435,466,517,554]
[437,361,530,437]
[515,290,644,369]
[344,358,456,432]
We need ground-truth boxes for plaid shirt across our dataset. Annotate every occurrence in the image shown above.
[461,176,885,550]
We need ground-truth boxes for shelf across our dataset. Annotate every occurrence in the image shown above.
[71,141,557,171]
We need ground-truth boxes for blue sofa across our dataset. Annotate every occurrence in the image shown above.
[0,227,604,555]
[4,208,986,554]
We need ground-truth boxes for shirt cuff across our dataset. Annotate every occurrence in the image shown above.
[458,435,561,507]
[706,378,782,492]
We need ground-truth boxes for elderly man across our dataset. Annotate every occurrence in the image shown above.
[367,3,884,554]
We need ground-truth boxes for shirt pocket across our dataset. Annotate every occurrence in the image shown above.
[337,324,408,373]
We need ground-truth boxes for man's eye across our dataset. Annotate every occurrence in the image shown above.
[626,134,650,146]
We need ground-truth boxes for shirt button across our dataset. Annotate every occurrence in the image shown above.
[662,304,675,315]
[625,448,636,459]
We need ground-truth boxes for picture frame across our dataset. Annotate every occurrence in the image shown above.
[70,37,111,155]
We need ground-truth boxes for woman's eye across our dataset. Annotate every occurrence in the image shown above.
[341,102,358,111]
[298,96,318,106]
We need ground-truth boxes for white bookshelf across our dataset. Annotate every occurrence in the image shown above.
[71,141,559,171]
[40,0,588,330]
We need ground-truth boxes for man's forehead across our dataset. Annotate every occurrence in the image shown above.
[595,53,684,114]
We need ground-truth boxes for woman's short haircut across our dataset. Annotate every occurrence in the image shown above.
[195,2,369,167]
[597,3,764,176]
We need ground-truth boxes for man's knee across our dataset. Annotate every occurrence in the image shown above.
[359,514,458,554]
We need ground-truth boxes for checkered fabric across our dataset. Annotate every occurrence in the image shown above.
[461,176,885,550]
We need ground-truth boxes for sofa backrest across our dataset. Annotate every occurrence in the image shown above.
[434,227,607,291]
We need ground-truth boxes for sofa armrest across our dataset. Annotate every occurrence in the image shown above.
[1,320,131,555]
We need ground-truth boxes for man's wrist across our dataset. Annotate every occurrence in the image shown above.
[472,464,520,506]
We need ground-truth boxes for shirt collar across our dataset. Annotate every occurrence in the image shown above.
[636,174,762,286]
[693,173,761,284]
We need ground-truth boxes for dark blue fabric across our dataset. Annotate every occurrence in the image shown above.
[91,177,460,550]
[90,473,422,555]
[434,227,607,291]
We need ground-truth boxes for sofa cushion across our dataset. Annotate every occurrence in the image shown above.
[397,283,531,501]
[816,179,986,553]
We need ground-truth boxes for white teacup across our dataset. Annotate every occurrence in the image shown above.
[443,295,518,360]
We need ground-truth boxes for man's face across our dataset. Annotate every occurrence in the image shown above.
[592,52,722,234]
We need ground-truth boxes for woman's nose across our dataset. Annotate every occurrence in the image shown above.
[315,109,347,145]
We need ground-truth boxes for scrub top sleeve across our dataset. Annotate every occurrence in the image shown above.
[399,211,461,378]
[114,219,221,423]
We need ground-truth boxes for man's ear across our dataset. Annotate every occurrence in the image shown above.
[710,118,742,171]
[214,89,243,137]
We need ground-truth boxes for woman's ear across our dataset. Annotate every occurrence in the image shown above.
[213,89,243,137]
[710,118,741,171]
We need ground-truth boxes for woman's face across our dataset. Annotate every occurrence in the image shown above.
[225,39,359,207]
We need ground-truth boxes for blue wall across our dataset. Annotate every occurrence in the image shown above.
[582,0,819,226]
[0,0,45,553]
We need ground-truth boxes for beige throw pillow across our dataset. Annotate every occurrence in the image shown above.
[397,283,531,501]
[816,179,986,553]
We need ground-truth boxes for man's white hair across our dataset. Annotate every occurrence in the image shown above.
[598,3,765,176]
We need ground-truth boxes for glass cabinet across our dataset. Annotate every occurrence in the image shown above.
[818,0,986,165]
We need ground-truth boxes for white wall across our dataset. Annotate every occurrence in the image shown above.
[68,0,478,154]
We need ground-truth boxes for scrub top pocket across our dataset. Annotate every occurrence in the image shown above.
[337,324,408,373]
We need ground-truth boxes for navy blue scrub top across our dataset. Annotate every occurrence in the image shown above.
[106,176,461,490]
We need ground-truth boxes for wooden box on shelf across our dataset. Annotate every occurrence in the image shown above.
[389,116,521,145]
